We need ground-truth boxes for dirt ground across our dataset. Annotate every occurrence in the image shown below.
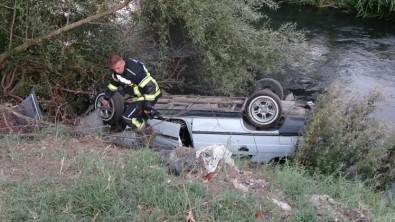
[0,135,125,181]
[0,134,372,221]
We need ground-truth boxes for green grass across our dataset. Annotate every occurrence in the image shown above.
[0,148,272,221]
[269,164,395,221]
[1,135,395,221]
[1,134,24,162]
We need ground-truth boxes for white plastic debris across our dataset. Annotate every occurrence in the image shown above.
[271,198,292,212]
[307,101,315,108]
[195,144,235,174]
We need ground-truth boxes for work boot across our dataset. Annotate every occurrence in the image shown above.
[134,120,154,146]
[132,118,146,132]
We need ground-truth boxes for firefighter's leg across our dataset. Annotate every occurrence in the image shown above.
[122,101,146,130]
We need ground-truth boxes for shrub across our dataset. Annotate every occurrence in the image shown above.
[289,0,395,19]
[0,0,122,120]
[295,82,395,189]
[139,0,307,95]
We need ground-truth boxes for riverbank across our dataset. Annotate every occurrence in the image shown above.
[1,131,394,221]
[286,0,395,19]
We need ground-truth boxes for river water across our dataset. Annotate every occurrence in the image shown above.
[264,5,395,122]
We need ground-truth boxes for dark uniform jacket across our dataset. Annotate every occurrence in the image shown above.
[104,58,161,110]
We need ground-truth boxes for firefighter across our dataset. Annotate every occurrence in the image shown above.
[101,55,161,130]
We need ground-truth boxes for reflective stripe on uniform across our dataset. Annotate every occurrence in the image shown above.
[138,65,153,87]
[122,115,131,121]
[134,96,145,101]
[117,75,132,85]
[127,68,136,76]
[144,89,161,101]
[127,108,136,118]
[138,75,153,88]
[132,85,142,97]
[152,78,159,91]
[132,118,145,129]
[143,65,151,75]
[112,73,119,82]
[108,83,118,91]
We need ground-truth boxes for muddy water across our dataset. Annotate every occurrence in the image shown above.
[263,5,395,122]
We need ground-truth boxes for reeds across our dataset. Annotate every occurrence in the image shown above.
[290,0,395,19]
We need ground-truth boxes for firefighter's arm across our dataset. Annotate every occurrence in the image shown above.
[103,73,120,104]
[136,64,161,111]
[142,81,156,110]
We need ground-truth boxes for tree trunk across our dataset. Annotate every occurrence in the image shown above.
[0,0,134,65]
[8,0,18,50]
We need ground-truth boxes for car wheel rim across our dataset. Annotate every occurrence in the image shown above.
[249,96,278,124]
[95,95,114,121]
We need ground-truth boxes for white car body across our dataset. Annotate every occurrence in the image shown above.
[152,98,308,163]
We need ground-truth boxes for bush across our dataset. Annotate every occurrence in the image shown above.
[289,0,395,19]
[0,0,121,120]
[295,82,395,189]
[139,0,307,95]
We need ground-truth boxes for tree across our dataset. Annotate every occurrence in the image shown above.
[0,0,310,121]
[138,0,307,95]
[0,0,134,121]
[0,0,134,65]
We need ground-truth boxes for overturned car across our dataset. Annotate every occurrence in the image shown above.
[95,78,312,163]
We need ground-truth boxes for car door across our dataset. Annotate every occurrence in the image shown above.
[252,134,297,162]
[191,117,258,156]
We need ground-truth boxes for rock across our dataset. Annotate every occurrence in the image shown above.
[102,130,140,147]
[163,147,197,175]
[75,109,105,134]
[271,198,292,212]
[284,93,295,101]
[233,179,249,192]
[308,194,372,221]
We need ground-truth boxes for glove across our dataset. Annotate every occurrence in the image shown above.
[143,108,154,119]
[143,104,151,112]
[101,99,109,107]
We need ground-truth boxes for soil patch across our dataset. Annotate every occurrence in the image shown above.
[0,135,125,182]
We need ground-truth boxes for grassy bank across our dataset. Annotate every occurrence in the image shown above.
[288,0,395,19]
[1,132,394,221]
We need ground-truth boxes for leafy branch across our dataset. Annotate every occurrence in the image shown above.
[0,0,134,65]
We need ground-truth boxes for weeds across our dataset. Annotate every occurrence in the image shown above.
[1,136,395,221]
[270,164,395,221]
[0,148,270,221]
[289,0,395,19]
[34,124,74,140]
[0,134,24,162]
[295,82,395,190]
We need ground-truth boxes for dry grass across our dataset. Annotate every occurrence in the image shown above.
[0,131,394,221]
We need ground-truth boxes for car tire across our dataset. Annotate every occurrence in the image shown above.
[245,90,282,129]
[94,91,124,125]
[253,78,284,100]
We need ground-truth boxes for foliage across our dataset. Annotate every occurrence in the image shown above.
[139,0,307,95]
[1,0,309,121]
[349,0,395,18]
[295,82,395,189]
[0,0,121,120]
[288,0,395,19]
